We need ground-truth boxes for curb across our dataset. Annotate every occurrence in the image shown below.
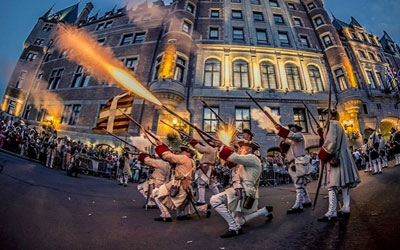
[0,148,43,165]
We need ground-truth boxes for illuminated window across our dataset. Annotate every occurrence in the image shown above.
[235,107,251,132]
[293,108,308,133]
[174,57,186,82]
[233,60,249,88]
[308,66,324,91]
[260,62,277,89]
[286,64,302,90]
[204,59,221,87]
[203,107,219,133]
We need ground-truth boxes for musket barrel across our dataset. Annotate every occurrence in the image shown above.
[245,91,278,125]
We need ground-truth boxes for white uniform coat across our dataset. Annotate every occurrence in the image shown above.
[194,143,216,184]
[157,151,195,210]
[321,120,361,188]
[225,153,261,214]
[139,157,170,194]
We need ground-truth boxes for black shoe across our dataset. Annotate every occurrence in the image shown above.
[379,171,382,174]
[206,204,211,218]
[317,216,337,222]
[372,172,378,175]
[302,202,312,208]
[266,213,273,223]
[287,207,303,214]
[118,183,122,185]
[143,205,157,209]
[266,206,273,212]
[124,184,127,187]
[220,228,244,238]
[338,212,351,218]
[154,217,172,222]
[177,215,191,221]
[195,202,206,206]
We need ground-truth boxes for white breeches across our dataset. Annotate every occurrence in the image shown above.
[197,178,219,203]
[152,188,171,218]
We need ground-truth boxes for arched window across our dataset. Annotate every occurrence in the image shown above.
[286,64,302,90]
[233,60,249,88]
[204,59,221,87]
[174,56,186,83]
[260,62,277,89]
[308,66,324,91]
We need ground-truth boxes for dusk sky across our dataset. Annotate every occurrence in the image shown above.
[0,0,399,97]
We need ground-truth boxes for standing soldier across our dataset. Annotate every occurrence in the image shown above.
[189,138,219,205]
[275,124,313,214]
[46,131,58,169]
[367,128,381,175]
[378,133,388,169]
[318,109,361,222]
[137,153,171,209]
[210,140,273,238]
[389,127,400,167]
[151,142,201,222]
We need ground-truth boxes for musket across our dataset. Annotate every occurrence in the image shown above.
[201,100,227,126]
[313,80,332,210]
[184,188,201,219]
[102,128,137,149]
[118,108,158,146]
[245,91,278,125]
[160,120,190,138]
[301,100,321,129]
[162,105,216,141]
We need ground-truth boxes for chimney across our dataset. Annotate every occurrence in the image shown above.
[77,2,94,24]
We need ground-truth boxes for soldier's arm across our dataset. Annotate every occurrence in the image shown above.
[318,121,338,161]
[190,139,214,154]
[155,145,186,164]
[276,126,303,142]
[219,146,259,167]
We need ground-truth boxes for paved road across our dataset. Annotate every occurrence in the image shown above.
[0,152,399,250]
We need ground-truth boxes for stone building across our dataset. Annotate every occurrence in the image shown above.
[2,0,400,153]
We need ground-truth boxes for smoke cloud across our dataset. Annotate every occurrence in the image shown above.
[251,107,281,133]
[128,135,152,152]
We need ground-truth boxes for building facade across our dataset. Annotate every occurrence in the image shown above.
[2,0,400,153]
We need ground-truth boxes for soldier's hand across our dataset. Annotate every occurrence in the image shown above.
[213,140,223,147]
[274,124,282,131]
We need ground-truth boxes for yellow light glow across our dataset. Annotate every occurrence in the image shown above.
[217,123,236,146]
[172,118,178,125]
[343,58,358,88]
[159,43,176,79]
[56,25,162,107]
[109,66,162,106]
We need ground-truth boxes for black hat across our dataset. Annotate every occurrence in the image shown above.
[367,127,375,131]
[237,140,260,150]
[242,129,254,137]
[123,147,131,152]
[288,124,303,132]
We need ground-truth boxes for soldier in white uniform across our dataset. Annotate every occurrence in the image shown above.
[137,153,171,209]
[152,142,205,222]
[318,109,361,222]
[378,133,388,169]
[275,124,313,214]
[210,140,273,238]
[189,138,219,205]
[390,127,400,166]
[362,138,371,172]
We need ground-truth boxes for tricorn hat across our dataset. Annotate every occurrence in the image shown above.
[288,124,303,132]
[237,140,260,151]
[242,128,254,137]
